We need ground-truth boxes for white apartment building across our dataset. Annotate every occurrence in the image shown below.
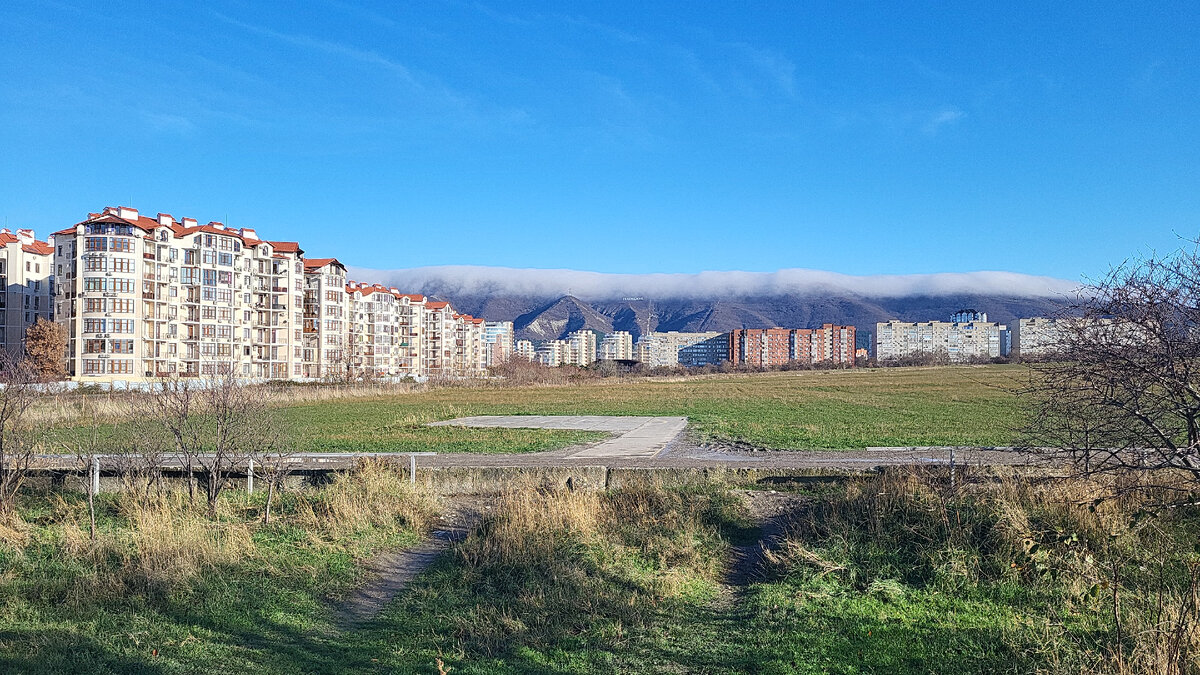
[564,330,597,366]
[453,314,487,377]
[422,301,456,377]
[1012,317,1066,358]
[1,228,53,358]
[50,206,489,384]
[535,339,567,366]
[875,318,1006,361]
[301,258,347,379]
[483,321,514,367]
[53,207,307,382]
[514,339,535,361]
[636,331,723,367]
[598,331,634,361]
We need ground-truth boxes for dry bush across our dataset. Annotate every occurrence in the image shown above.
[294,458,437,538]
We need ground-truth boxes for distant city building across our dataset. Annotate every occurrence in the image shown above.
[727,325,856,367]
[678,333,728,366]
[535,339,567,367]
[598,331,634,361]
[636,331,724,367]
[950,309,988,324]
[483,321,514,367]
[876,313,1006,361]
[514,339,535,361]
[564,330,597,366]
[1,228,53,359]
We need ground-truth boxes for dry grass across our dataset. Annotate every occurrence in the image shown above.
[294,458,438,539]
[766,467,1200,674]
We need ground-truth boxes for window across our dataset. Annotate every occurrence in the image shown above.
[85,237,107,252]
[219,252,233,266]
[112,258,133,273]
[110,238,132,253]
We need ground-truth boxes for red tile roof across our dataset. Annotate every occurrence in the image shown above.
[268,241,301,254]
[426,301,449,310]
[303,257,341,270]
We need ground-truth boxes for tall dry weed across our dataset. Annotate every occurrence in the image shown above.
[294,458,437,538]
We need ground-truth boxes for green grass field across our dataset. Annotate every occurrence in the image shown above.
[279,365,1028,453]
[4,469,1191,673]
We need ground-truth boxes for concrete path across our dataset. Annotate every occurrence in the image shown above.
[429,415,689,459]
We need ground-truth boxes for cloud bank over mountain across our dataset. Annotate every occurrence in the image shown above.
[346,265,1081,300]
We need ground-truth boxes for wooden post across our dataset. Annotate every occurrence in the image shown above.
[409,454,416,485]
[247,459,254,494]
[91,456,100,495]
[949,447,956,490]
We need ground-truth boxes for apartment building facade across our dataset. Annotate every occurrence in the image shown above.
[482,321,514,367]
[301,258,347,378]
[564,330,597,366]
[597,331,634,361]
[727,325,857,367]
[1,229,53,358]
[53,207,308,381]
[875,317,1006,361]
[50,207,490,383]
[636,331,724,368]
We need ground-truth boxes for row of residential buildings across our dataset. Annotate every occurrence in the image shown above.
[0,207,1092,381]
[6,206,517,383]
[875,312,1086,361]
[520,325,859,369]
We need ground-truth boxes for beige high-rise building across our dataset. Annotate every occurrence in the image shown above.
[598,331,634,361]
[301,258,347,379]
[875,318,1006,361]
[514,339,535,361]
[535,339,567,366]
[564,330,597,366]
[1,228,53,359]
[53,207,305,382]
[50,206,495,383]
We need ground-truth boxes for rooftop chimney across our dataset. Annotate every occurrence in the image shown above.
[157,213,174,227]
[181,217,197,228]
[16,229,34,245]
[117,206,138,221]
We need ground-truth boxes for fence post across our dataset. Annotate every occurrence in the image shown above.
[247,459,255,494]
[91,456,100,495]
[409,454,416,485]
[949,447,956,490]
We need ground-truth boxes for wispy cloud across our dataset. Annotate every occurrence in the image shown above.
[923,107,965,135]
[348,265,1079,300]
[212,12,421,87]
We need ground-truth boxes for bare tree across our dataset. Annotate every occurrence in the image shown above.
[135,376,204,505]
[0,354,39,516]
[1021,242,1200,503]
[248,392,290,525]
[52,400,116,539]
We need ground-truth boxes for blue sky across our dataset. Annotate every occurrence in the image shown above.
[1,1,1197,280]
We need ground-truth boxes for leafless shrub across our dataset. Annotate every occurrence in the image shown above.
[0,353,41,516]
[1020,242,1200,505]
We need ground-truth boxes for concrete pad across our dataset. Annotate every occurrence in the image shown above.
[430,415,688,459]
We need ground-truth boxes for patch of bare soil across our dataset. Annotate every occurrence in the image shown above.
[724,490,810,589]
[334,497,491,630]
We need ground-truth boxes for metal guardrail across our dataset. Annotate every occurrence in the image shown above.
[35,451,438,489]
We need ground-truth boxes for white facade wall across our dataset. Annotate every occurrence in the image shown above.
[1,229,53,358]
